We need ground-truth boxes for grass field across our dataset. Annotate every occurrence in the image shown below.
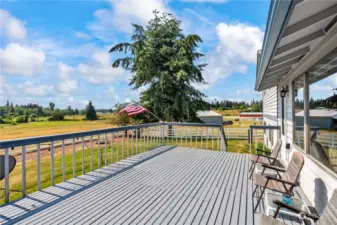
[0,115,116,140]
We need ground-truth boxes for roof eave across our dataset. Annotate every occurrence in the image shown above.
[255,0,296,91]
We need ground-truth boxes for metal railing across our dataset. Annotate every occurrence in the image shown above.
[249,125,281,154]
[0,122,226,204]
[224,128,263,140]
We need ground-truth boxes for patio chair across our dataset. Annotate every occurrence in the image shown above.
[249,139,283,179]
[253,151,304,212]
[257,189,337,225]
[0,155,16,180]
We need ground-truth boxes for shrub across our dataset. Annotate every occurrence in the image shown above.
[49,111,65,121]
[0,117,4,124]
[15,116,28,123]
[10,121,17,125]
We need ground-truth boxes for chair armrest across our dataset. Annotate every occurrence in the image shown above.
[272,200,302,213]
[256,154,277,160]
[262,164,286,172]
[305,213,320,221]
[265,175,297,186]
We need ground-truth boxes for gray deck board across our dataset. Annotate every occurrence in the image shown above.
[0,146,308,225]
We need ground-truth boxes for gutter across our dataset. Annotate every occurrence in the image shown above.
[255,0,295,91]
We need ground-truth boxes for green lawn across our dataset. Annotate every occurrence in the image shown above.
[0,138,257,204]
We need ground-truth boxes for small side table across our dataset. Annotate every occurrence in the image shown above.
[265,193,311,222]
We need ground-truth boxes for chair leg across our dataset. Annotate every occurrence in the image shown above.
[249,161,254,172]
[249,162,256,179]
[252,184,258,197]
[254,186,266,212]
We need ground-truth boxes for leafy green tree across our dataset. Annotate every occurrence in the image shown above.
[110,11,208,122]
[85,101,98,120]
[49,102,55,111]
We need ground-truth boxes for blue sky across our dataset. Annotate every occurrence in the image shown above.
[0,0,334,109]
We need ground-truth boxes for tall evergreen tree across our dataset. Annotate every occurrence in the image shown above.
[110,11,208,122]
[85,101,98,120]
[49,102,55,111]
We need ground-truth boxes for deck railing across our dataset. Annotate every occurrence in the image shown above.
[0,122,226,204]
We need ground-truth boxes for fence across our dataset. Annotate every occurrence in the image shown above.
[0,122,226,204]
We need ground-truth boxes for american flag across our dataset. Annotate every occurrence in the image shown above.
[119,104,147,116]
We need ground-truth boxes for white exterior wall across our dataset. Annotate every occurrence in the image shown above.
[263,82,337,214]
[262,87,279,149]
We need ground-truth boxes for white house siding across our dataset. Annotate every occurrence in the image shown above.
[262,87,279,149]
[262,81,337,213]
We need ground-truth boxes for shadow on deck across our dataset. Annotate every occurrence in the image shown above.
[0,146,309,225]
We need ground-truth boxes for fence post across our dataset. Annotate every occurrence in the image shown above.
[331,134,334,149]
[228,128,230,139]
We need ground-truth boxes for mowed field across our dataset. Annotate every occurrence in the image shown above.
[0,115,116,140]
[1,110,264,141]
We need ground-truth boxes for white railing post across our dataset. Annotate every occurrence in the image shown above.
[249,128,252,154]
[5,148,9,203]
[90,136,93,171]
[73,138,76,178]
[82,137,85,174]
[51,141,55,186]
[37,143,41,190]
[61,140,65,181]
[104,133,107,166]
[22,146,26,197]
[98,134,101,168]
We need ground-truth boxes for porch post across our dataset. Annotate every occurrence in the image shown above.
[303,72,311,154]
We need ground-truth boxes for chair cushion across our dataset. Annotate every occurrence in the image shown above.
[253,174,288,193]
[250,155,271,164]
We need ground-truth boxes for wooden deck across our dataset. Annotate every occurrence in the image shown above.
[0,147,307,225]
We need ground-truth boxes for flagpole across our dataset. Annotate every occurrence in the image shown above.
[146,109,162,122]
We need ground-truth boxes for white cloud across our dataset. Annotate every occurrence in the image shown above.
[216,23,263,63]
[56,63,78,93]
[0,43,45,76]
[80,100,89,106]
[184,8,214,26]
[88,0,171,38]
[68,96,74,103]
[0,9,27,42]
[105,86,115,95]
[78,51,128,84]
[74,31,91,40]
[182,0,228,2]
[199,22,264,90]
[0,75,5,95]
[18,81,54,96]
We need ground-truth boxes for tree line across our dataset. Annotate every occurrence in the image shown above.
[209,99,263,112]
[0,100,99,124]
[295,97,337,109]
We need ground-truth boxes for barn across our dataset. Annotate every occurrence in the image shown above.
[295,109,337,129]
[239,112,263,119]
[196,111,223,125]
